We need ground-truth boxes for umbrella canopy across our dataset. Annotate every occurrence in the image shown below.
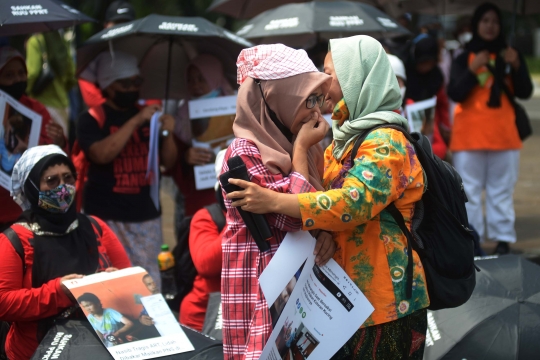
[0,0,95,36]
[397,0,540,15]
[424,255,540,360]
[235,1,410,49]
[77,14,251,100]
[208,0,379,20]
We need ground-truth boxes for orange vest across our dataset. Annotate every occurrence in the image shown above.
[450,53,521,151]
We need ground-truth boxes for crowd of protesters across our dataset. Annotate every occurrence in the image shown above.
[0,1,534,359]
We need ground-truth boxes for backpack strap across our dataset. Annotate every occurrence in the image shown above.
[205,203,226,233]
[88,106,106,129]
[350,124,409,161]
[2,228,26,273]
[86,215,103,238]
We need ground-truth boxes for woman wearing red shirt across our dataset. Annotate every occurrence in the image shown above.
[0,145,131,360]
[0,46,66,232]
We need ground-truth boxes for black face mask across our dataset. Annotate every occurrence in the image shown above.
[112,90,139,109]
[0,81,27,100]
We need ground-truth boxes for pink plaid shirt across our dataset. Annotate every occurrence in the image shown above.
[220,138,315,360]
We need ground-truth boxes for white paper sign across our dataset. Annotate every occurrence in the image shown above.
[406,96,437,133]
[194,163,217,190]
[259,232,374,359]
[64,267,195,360]
[0,90,43,191]
[188,95,237,120]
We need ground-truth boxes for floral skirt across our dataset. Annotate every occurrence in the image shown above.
[331,309,427,360]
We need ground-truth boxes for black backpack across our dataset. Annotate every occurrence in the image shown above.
[351,125,476,310]
[171,203,226,310]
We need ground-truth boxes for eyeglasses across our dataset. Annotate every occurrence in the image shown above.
[42,173,76,189]
[116,76,143,89]
[306,94,325,109]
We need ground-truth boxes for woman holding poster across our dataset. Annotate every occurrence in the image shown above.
[0,46,67,232]
[172,54,236,219]
[0,145,130,360]
[226,36,430,359]
[219,44,336,360]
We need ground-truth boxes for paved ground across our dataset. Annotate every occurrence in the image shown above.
[160,98,540,259]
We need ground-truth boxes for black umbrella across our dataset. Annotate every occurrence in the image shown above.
[0,0,95,37]
[31,319,224,360]
[208,0,379,20]
[77,14,252,101]
[424,255,540,360]
[235,1,410,49]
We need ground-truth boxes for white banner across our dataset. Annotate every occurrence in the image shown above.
[188,95,237,120]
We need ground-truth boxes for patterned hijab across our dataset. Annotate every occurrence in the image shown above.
[329,35,409,161]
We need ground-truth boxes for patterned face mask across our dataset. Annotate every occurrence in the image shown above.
[37,183,76,214]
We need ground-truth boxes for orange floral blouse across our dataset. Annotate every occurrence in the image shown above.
[298,128,430,327]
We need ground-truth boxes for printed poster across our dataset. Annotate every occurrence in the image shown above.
[63,267,194,360]
[188,95,236,190]
[406,96,437,136]
[259,232,375,359]
[0,90,42,191]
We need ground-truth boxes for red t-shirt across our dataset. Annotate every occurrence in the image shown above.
[0,216,131,360]
[0,95,65,224]
[179,206,225,331]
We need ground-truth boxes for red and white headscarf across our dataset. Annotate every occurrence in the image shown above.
[236,44,318,84]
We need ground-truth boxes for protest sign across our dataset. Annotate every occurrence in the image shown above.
[259,232,374,359]
[188,96,236,190]
[63,267,195,360]
[405,96,437,134]
[0,90,42,191]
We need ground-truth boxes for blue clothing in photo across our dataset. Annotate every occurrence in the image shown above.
[87,308,124,347]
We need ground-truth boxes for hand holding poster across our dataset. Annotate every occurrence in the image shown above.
[63,267,194,360]
[188,95,236,190]
[0,90,42,191]
[405,96,437,135]
[259,232,374,359]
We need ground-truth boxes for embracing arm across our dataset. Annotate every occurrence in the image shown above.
[230,130,415,232]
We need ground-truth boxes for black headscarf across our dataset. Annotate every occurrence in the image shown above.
[19,154,99,288]
[466,2,507,107]
[406,35,444,101]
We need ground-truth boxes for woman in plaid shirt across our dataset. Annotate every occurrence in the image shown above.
[220,44,337,360]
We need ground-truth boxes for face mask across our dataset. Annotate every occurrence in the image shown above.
[112,90,139,109]
[37,183,76,214]
[0,81,27,100]
[458,32,472,45]
[400,87,407,101]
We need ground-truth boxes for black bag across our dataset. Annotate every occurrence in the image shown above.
[171,203,226,310]
[31,36,55,95]
[486,64,532,141]
[201,292,222,341]
[351,125,477,310]
[31,319,224,360]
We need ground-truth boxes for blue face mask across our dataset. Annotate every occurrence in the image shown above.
[37,183,76,214]
[196,88,221,99]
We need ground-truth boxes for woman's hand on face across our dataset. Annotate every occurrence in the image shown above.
[469,50,490,73]
[227,178,276,214]
[504,47,520,70]
[295,113,329,150]
[185,147,214,165]
[314,231,336,266]
[46,122,66,148]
